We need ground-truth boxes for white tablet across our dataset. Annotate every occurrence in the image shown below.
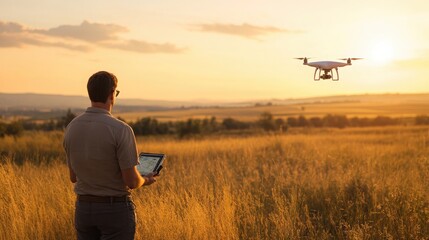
[136,152,165,176]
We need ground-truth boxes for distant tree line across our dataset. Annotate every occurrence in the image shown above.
[127,112,288,138]
[110,113,429,138]
[286,114,401,128]
[415,115,429,125]
[0,109,76,137]
[1,111,429,138]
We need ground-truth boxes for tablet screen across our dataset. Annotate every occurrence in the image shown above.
[137,153,164,176]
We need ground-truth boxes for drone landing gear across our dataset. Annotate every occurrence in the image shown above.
[313,68,339,81]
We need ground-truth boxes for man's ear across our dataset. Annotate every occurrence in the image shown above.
[106,91,114,104]
[110,91,115,101]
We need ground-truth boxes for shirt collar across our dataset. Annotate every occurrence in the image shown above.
[86,107,112,115]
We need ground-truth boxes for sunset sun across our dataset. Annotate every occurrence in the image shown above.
[370,40,395,66]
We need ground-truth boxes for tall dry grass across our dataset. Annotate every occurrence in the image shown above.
[1,126,429,239]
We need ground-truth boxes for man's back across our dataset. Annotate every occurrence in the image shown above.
[64,71,156,240]
[64,107,139,196]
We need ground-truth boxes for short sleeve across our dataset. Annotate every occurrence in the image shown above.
[116,124,139,170]
[63,127,72,168]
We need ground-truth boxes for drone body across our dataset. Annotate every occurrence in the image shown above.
[296,57,362,81]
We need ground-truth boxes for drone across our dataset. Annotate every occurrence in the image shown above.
[295,57,362,81]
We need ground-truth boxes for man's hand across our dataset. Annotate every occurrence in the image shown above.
[142,172,157,186]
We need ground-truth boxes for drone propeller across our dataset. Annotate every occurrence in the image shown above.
[294,57,311,64]
[339,58,363,61]
[294,57,311,60]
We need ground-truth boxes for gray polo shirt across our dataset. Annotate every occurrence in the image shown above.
[64,107,139,196]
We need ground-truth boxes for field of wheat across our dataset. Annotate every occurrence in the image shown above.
[117,101,429,122]
[1,126,429,239]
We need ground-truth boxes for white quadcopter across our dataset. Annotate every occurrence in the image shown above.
[295,57,362,81]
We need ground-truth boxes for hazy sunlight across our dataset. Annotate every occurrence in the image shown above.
[0,0,427,100]
[370,40,395,66]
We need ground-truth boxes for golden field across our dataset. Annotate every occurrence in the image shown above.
[1,126,429,239]
[116,101,429,122]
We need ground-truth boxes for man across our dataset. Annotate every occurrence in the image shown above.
[64,71,156,240]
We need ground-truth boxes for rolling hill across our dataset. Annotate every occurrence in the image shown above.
[1,92,428,121]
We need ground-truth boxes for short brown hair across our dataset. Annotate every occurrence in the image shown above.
[87,71,118,103]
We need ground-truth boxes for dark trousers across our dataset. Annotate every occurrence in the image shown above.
[75,200,136,240]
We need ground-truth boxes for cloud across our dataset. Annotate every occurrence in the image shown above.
[36,21,127,42]
[105,40,186,53]
[0,22,31,47]
[193,23,298,39]
[0,33,91,51]
[0,20,183,54]
[0,21,24,33]
[0,21,90,51]
[27,38,91,52]
[0,33,21,47]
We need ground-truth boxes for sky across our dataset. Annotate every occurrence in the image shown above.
[0,0,428,101]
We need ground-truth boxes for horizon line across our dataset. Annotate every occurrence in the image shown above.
[1,91,429,103]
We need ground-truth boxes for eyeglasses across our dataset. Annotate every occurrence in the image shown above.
[115,90,120,97]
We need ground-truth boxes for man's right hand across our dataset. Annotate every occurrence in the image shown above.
[122,167,157,189]
[143,172,157,186]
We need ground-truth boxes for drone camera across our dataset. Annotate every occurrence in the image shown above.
[321,74,332,80]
